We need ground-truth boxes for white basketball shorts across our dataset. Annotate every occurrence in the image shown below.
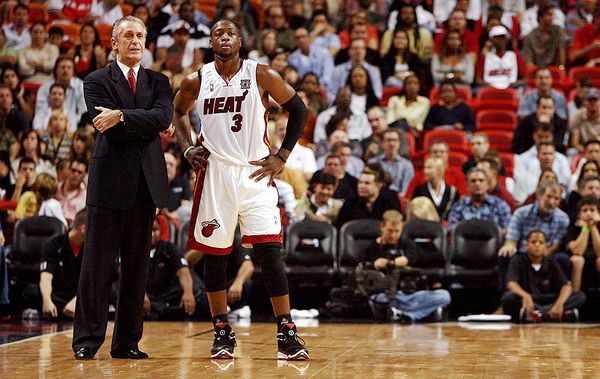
[187,156,282,255]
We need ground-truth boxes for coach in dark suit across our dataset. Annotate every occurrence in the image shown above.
[72,16,173,360]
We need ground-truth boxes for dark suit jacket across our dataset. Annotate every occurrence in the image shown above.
[412,182,459,221]
[83,61,172,210]
[335,190,401,228]
[512,114,567,155]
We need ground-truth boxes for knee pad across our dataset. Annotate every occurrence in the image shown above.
[204,254,228,292]
[254,242,288,297]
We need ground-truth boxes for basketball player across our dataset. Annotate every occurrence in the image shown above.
[172,20,309,360]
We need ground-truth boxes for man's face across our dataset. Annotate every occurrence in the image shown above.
[367,109,387,135]
[267,6,286,29]
[491,35,507,50]
[19,163,36,184]
[579,204,599,223]
[536,98,556,120]
[400,6,414,24]
[210,21,241,59]
[335,87,352,106]
[301,74,319,94]
[294,28,310,51]
[449,11,467,31]
[581,179,600,198]
[467,171,489,196]
[429,143,449,164]
[539,187,561,213]
[314,182,335,204]
[348,39,367,64]
[357,173,380,199]
[585,143,600,162]
[349,23,368,42]
[537,145,555,170]
[179,3,195,22]
[14,8,28,27]
[0,88,12,110]
[585,97,599,117]
[323,157,342,176]
[336,147,352,168]
[471,136,489,158]
[540,9,554,27]
[380,221,403,244]
[69,162,86,187]
[112,21,146,66]
[55,59,75,83]
[49,87,65,108]
[526,232,547,259]
[382,131,401,155]
[535,70,553,91]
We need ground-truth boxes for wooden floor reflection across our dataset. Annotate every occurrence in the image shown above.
[2,320,600,378]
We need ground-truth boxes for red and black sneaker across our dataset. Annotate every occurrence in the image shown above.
[277,323,309,360]
[211,322,236,359]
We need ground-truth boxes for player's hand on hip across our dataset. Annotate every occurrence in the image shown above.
[249,154,284,184]
[93,106,120,133]
[186,146,210,172]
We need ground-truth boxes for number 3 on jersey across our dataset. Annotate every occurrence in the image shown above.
[231,114,243,132]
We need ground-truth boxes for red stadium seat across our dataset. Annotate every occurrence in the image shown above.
[46,22,81,44]
[121,3,133,16]
[499,152,514,178]
[473,87,519,112]
[423,130,469,154]
[404,131,416,158]
[567,66,600,89]
[429,86,473,105]
[484,130,513,153]
[28,3,48,24]
[476,109,517,131]
[448,151,469,168]
[197,0,218,22]
[380,86,403,106]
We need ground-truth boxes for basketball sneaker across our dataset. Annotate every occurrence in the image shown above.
[211,322,236,359]
[277,323,309,360]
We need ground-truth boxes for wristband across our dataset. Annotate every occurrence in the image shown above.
[183,146,194,159]
[275,153,287,163]
[582,225,590,234]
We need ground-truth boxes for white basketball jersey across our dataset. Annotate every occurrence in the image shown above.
[197,60,270,166]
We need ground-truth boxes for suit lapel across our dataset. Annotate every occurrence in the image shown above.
[134,68,151,108]
[110,61,136,109]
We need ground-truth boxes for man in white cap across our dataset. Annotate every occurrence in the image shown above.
[475,25,526,89]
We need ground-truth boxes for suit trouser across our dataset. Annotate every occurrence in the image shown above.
[72,175,155,353]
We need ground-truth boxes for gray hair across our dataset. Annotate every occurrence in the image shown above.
[536,179,561,197]
[111,16,147,56]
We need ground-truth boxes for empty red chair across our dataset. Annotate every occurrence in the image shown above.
[423,129,469,154]
[473,87,519,112]
[567,66,600,89]
[499,152,514,178]
[476,109,518,131]
[380,86,403,106]
[448,151,469,168]
[484,130,514,153]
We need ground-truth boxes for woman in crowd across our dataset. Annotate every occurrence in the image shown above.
[300,72,328,115]
[380,29,421,87]
[248,29,278,65]
[70,129,93,163]
[41,110,72,164]
[424,80,474,132]
[411,156,459,221]
[1,68,33,122]
[17,23,59,84]
[12,130,54,175]
[67,22,107,80]
[14,172,67,226]
[431,30,474,87]
[346,66,380,114]
[407,196,440,222]
[386,74,430,135]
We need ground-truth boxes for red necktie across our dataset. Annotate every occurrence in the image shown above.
[128,68,136,94]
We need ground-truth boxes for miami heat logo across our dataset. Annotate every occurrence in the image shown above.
[201,219,220,237]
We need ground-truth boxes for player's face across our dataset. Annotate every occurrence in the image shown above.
[112,20,146,66]
[211,22,242,59]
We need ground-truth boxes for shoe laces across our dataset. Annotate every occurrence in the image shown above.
[214,323,236,345]
[278,323,305,346]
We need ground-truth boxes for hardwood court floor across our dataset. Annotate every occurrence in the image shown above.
[2,320,600,378]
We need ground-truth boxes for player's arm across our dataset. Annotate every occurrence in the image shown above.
[249,65,307,183]
[173,72,210,171]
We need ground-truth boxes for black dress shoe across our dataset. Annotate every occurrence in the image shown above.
[110,348,149,359]
[74,347,95,360]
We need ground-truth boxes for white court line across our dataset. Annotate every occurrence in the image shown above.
[0,328,72,347]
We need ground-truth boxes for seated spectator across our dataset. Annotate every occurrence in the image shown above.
[569,7,600,67]
[273,115,317,180]
[521,169,561,206]
[315,116,352,159]
[502,230,585,323]
[40,110,73,165]
[317,140,364,179]
[23,208,86,319]
[143,219,197,320]
[2,68,33,122]
[35,57,87,130]
[336,168,400,228]
[565,175,600,223]
[157,44,194,94]
[329,38,383,103]
[288,27,334,91]
[431,30,475,87]
[338,9,380,51]
[162,152,191,226]
[426,140,468,193]
[49,0,94,24]
[567,196,600,292]
[314,86,371,145]
[47,26,67,54]
[434,9,479,63]
[517,68,568,121]
[0,150,12,196]
[477,156,516,211]
[380,3,433,62]
[513,97,567,154]
[475,25,525,89]
[70,129,93,163]
[362,105,410,161]
[569,88,600,153]
[498,181,570,289]
[56,159,87,225]
[520,0,566,39]
[300,72,329,116]
[255,4,295,52]
[8,156,36,203]
[55,158,71,185]
[268,48,289,79]
[12,130,54,176]
[448,167,511,232]
[66,22,107,80]
[474,4,520,48]
[33,83,78,132]
[412,156,459,221]
[434,0,481,27]
[346,66,380,114]
[367,128,414,195]
[462,132,505,175]
[366,210,451,323]
[406,196,440,222]
[0,84,27,139]
[154,20,203,74]
[565,0,597,42]
[380,29,422,87]
[0,27,17,68]
[248,28,277,65]
[567,78,593,116]
[309,11,341,56]
[90,0,124,26]
[513,127,571,203]
[15,172,67,226]
[17,23,59,84]
[387,0,437,33]
[424,80,475,132]
[522,4,566,71]
[296,171,342,224]
[310,154,358,202]
[386,74,430,134]
[569,143,600,192]
[2,3,30,51]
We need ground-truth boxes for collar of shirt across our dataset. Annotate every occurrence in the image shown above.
[427,181,446,204]
[531,201,555,221]
[116,59,141,81]
[464,194,491,206]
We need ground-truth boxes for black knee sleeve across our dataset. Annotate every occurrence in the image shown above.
[254,242,289,297]
[204,254,228,292]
